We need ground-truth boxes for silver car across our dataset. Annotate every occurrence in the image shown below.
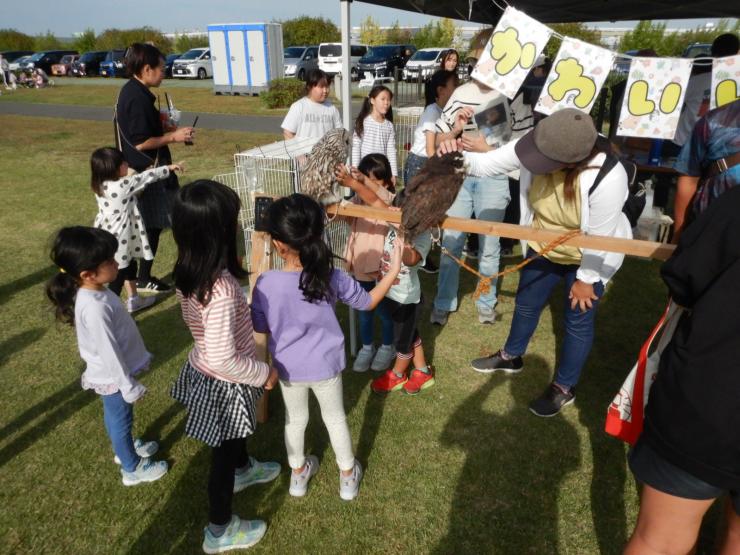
[283,46,318,80]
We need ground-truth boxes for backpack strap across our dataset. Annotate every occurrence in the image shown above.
[588,153,620,196]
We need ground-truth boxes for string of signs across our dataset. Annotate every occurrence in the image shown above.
[471,6,740,140]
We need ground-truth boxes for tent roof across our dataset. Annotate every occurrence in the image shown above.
[355,0,738,24]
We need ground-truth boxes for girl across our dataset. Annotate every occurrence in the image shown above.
[250,194,403,501]
[170,180,281,554]
[281,69,342,140]
[352,85,397,182]
[440,49,459,73]
[45,226,168,486]
[338,153,397,373]
[90,146,182,312]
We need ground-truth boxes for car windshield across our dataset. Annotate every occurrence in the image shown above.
[166,54,181,62]
[61,55,74,63]
[284,47,306,58]
[180,49,205,60]
[685,45,711,58]
[366,46,398,58]
[28,52,45,61]
[319,44,341,57]
[80,52,99,62]
[410,50,440,62]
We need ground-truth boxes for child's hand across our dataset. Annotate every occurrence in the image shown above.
[350,167,366,184]
[264,367,279,390]
[334,163,352,185]
[437,138,463,157]
[169,161,185,173]
[389,236,404,274]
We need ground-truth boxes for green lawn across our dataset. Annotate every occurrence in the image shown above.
[0,113,716,554]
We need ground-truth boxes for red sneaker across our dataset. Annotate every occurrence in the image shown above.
[403,368,435,395]
[371,370,407,393]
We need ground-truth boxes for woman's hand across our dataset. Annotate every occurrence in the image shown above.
[437,138,463,157]
[170,126,194,144]
[452,107,475,134]
[264,367,279,390]
[569,280,599,312]
[461,133,493,153]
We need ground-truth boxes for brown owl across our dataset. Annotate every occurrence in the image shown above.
[400,151,466,240]
[299,128,351,205]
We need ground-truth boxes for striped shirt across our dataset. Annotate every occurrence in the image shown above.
[352,116,398,177]
[177,271,269,386]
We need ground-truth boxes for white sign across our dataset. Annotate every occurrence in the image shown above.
[711,55,740,109]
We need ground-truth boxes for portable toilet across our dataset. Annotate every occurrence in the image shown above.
[207,23,283,95]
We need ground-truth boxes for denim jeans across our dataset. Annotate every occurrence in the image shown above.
[403,152,427,185]
[434,174,510,312]
[503,251,605,388]
[102,391,140,472]
[358,280,394,346]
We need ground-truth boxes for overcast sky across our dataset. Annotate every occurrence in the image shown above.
[6,0,729,36]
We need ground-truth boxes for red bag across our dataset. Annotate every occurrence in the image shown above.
[605,301,683,445]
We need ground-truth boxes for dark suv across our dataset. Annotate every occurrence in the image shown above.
[1,50,35,64]
[99,49,127,77]
[70,51,107,77]
[19,50,78,74]
[357,44,416,80]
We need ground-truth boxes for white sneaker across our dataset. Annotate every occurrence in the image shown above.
[289,455,319,497]
[114,438,159,465]
[121,457,168,486]
[371,345,396,371]
[339,460,363,501]
[352,345,375,372]
[126,295,156,313]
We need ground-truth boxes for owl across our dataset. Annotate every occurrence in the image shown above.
[299,128,351,205]
[400,151,466,240]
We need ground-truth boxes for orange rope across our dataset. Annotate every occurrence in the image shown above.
[437,229,583,300]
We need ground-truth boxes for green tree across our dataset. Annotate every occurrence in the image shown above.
[385,20,412,44]
[174,34,209,53]
[95,27,172,54]
[0,28,35,51]
[618,20,672,55]
[545,22,603,60]
[34,30,62,51]
[74,28,97,53]
[359,15,384,46]
[281,16,339,47]
[412,19,460,50]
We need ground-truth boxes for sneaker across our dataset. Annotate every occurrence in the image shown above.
[529,383,576,417]
[339,460,363,501]
[126,295,156,313]
[477,306,496,325]
[419,258,439,274]
[136,277,172,294]
[114,438,159,465]
[121,457,168,486]
[289,455,319,497]
[370,345,396,372]
[430,307,449,326]
[202,515,267,554]
[403,368,435,395]
[234,457,281,493]
[371,370,407,393]
[470,350,523,374]
[352,345,376,373]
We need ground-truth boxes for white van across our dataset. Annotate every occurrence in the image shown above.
[318,43,367,79]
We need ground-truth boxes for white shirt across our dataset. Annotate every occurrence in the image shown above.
[75,288,152,402]
[281,97,342,139]
[673,72,712,146]
[410,103,442,157]
[352,116,398,177]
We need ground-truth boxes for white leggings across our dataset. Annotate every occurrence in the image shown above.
[279,374,355,472]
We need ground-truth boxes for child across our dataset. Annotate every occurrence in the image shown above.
[250,194,403,501]
[337,153,397,373]
[352,85,397,182]
[45,226,168,486]
[90,146,181,312]
[170,180,281,554]
[281,69,342,140]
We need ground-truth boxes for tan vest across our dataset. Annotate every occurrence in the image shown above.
[527,171,583,265]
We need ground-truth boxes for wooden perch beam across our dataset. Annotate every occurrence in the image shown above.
[326,202,676,261]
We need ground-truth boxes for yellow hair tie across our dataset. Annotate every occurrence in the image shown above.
[59,267,66,274]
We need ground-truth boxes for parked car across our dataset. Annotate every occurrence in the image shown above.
[70,50,107,77]
[99,49,126,77]
[20,50,78,74]
[682,43,712,58]
[318,43,367,79]
[172,48,212,79]
[9,55,33,72]
[284,46,319,80]
[51,54,79,76]
[357,44,416,80]
[164,53,182,78]
[1,50,34,66]
[614,50,639,76]
[402,47,446,81]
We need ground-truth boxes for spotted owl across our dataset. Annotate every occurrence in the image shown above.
[299,128,351,205]
[400,151,466,240]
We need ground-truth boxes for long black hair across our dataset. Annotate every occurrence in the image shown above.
[172,180,247,305]
[354,85,393,138]
[265,194,336,304]
[90,147,125,196]
[358,153,394,193]
[46,226,118,325]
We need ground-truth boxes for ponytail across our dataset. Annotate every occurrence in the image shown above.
[45,271,81,325]
[298,235,335,304]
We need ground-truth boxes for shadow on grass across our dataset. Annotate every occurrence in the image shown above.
[434,354,580,554]
[0,265,55,305]
[0,327,46,367]
[136,303,192,371]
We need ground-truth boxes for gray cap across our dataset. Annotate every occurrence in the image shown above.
[515,108,598,174]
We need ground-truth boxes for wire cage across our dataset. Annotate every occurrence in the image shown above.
[394,106,425,185]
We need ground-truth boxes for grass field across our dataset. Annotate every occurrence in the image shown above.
[0,113,720,554]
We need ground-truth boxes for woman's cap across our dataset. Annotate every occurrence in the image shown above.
[515,108,597,174]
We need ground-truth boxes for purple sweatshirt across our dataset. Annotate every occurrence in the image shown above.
[251,269,371,382]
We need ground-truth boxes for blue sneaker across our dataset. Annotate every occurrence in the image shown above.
[202,515,267,554]
[233,457,281,493]
[121,457,168,486]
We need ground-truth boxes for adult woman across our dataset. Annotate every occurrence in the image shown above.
[115,43,194,293]
[440,108,631,417]
[440,49,459,73]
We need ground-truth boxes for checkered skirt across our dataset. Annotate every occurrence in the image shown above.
[171,360,263,447]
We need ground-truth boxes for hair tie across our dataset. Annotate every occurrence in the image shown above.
[59,267,66,274]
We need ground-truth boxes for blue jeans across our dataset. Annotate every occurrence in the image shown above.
[102,391,140,472]
[403,152,427,185]
[503,251,605,388]
[358,280,394,346]
[434,175,510,312]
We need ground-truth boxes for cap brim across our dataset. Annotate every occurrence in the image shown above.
[515,130,568,175]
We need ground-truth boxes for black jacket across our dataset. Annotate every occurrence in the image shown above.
[643,185,740,490]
